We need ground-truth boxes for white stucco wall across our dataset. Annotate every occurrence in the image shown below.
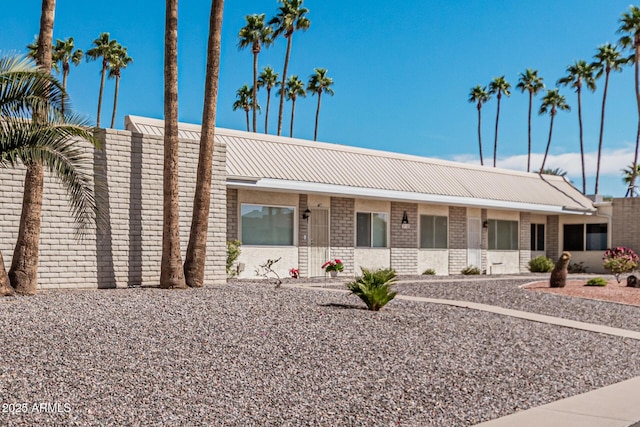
[354,248,391,272]
[487,251,520,274]
[418,250,449,275]
[558,213,611,273]
[236,246,299,279]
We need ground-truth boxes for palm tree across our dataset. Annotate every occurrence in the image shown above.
[238,14,273,133]
[86,33,120,128]
[184,0,225,288]
[558,60,597,194]
[160,0,187,289]
[540,168,568,177]
[0,55,100,296]
[257,66,279,134]
[269,0,311,136]
[539,89,570,171]
[592,44,627,195]
[488,76,511,167]
[233,84,253,132]
[52,37,83,90]
[107,46,133,128]
[26,36,57,72]
[516,69,545,172]
[284,75,306,137]
[622,163,640,196]
[307,68,334,141]
[618,6,640,197]
[468,85,491,166]
[9,0,57,296]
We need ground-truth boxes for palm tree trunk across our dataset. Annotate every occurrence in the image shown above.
[245,109,250,132]
[630,45,640,197]
[62,68,68,115]
[493,93,501,167]
[277,35,293,136]
[313,92,322,141]
[184,0,224,288]
[541,115,555,171]
[252,50,258,133]
[110,74,120,128]
[0,251,13,296]
[527,92,532,172]
[290,98,296,137]
[96,63,106,128]
[264,88,271,134]
[577,88,586,194]
[477,105,484,166]
[9,0,56,296]
[595,71,610,195]
[160,0,187,289]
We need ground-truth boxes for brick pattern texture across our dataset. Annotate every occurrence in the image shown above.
[0,129,227,289]
[330,197,355,275]
[519,212,531,272]
[481,209,488,273]
[226,188,238,241]
[390,202,418,274]
[612,198,640,255]
[298,195,309,277]
[546,215,559,262]
[448,206,467,274]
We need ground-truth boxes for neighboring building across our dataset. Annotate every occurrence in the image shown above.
[1,115,634,290]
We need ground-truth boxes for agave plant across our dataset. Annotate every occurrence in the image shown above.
[346,268,398,311]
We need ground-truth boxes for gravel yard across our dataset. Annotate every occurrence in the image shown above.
[1,280,640,426]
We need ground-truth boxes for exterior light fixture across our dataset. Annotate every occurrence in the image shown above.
[302,208,311,220]
[483,220,489,229]
[401,211,409,225]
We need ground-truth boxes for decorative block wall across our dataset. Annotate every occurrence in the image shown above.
[519,212,531,273]
[546,215,559,262]
[448,206,467,274]
[330,197,355,275]
[612,198,640,255]
[390,202,418,274]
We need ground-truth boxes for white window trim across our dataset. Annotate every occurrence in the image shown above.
[488,219,519,251]
[239,203,298,247]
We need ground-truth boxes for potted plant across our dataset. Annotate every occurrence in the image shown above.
[322,259,344,277]
[289,268,299,279]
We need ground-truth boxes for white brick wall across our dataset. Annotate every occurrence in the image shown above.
[0,128,226,289]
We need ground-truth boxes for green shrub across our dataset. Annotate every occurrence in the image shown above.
[226,240,242,278]
[346,268,398,311]
[422,268,436,275]
[586,277,607,287]
[603,247,639,283]
[528,256,554,273]
[461,265,481,275]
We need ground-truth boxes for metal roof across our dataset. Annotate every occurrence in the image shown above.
[125,115,596,214]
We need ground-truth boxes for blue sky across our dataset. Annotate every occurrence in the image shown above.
[1,1,639,197]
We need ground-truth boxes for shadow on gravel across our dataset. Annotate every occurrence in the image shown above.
[319,303,366,310]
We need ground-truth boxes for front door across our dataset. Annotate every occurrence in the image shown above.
[309,208,329,277]
[468,217,482,269]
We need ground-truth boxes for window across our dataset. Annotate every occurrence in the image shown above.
[241,204,294,245]
[488,220,518,250]
[420,215,448,249]
[356,212,388,247]
[563,223,608,251]
[586,223,607,250]
[530,223,545,251]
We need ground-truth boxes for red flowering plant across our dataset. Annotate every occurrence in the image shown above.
[322,259,344,273]
[603,247,639,283]
[289,268,299,279]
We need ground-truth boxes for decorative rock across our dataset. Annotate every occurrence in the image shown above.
[627,275,639,288]
[550,251,571,288]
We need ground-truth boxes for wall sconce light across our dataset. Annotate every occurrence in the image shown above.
[483,220,489,229]
[302,208,311,220]
[401,211,409,225]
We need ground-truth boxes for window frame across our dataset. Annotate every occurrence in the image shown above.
[239,203,296,246]
[530,223,545,251]
[562,223,609,252]
[355,211,389,248]
[488,219,519,251]
[419,214,448,249]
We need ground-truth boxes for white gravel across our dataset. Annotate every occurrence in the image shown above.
[1,280,640,426]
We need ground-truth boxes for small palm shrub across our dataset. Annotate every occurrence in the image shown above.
[586,277,607,287]
[422,268,436,275]
[461,265,481,275]
[226,240,242,278]
[528,256,554,273]
[346,268,398,311]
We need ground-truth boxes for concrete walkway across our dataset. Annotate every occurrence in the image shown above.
[286,281,640,426]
